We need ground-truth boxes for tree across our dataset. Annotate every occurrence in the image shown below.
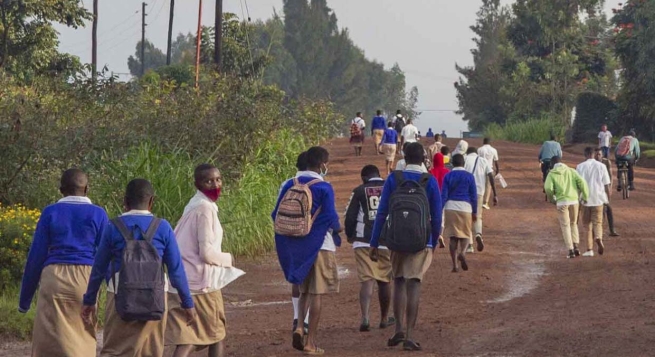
[127,40,167,77]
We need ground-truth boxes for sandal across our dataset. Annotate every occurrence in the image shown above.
[292,331,304,351]
[458,254,469,271]
[379,317,396,329]
[403,340,423,351]
[303,347,325,355]
[387,332,406,347]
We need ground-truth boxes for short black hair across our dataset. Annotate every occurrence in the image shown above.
[396,109,402,115]
[306,146,329,169]
[452,154,465,167]
[441,146,450,155]
[296,152,308,171]
[551,156,561,165]
[377,110,382,115]
[466,147,477,155]
[360,165,380,179]
[550,133,557,141]
[387,121,393,128]
[404,142,425,165]
[125,178,154,208]
[356,111,362,117]
[60,168,88,193]
[584,147,594,158]
[402,141,411,152]
[483,138,491,145]
[194,163,217,183]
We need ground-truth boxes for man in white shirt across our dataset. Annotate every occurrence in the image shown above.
[464,147,498,253]
[350,112,366,157]
[400,119,419,150]
[477,138,500,210]
[598,124,613,159]
[576,147,611,257]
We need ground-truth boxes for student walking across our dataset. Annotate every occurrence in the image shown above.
[427,134,444,160]
[429,152,450,190]
[465,147,498,253]
[576,148,610,257]
[594,148,619,236]
[544,156,589,259]
[370,142,443,351]
[441,154,478,272]
[345,165,394,332]
[166,164,245,357]
[273,146,342,355]
[350,112,366,157]
[539,135,563,183]
[82,179,197,357]
[380,122,399,174]
[400,119,419,149]
[371,110,387,154]
[478,138,500,210]
[18,169,108,357]
[598,124,613,159]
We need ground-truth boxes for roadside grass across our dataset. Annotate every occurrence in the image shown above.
[485,119,567,145]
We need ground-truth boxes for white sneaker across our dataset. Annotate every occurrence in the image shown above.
[482,204,491,210]
[466,245,475,253]
[582,250,595,257]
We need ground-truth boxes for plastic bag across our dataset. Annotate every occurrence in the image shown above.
[496,173,508,188]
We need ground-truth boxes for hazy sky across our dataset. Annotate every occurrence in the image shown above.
[56,0,621,136]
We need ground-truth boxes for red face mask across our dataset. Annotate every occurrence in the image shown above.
[201,188,221,202]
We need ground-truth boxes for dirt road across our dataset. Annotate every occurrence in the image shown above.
[4,137,655,356]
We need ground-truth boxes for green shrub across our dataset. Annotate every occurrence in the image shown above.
[0,204,39,288]
[572,92,617,143]
[485,119,566,145]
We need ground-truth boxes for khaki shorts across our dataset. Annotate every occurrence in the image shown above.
[300,250,340,295]
[391,248,433,281]
[354,247,392,283]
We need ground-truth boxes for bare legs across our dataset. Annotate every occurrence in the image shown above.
[296,293,322,352]
[449,237,468,272]
[359,280,392,327]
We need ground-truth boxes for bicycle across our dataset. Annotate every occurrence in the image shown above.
[617,160,630,200]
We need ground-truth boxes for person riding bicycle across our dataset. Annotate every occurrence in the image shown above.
[539,134,563,183]
[615,129,641,191]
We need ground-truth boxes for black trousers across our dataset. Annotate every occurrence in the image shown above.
[541,161,551,182]
[604,203,615,233]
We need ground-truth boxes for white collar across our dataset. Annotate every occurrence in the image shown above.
[453,167,467,171]
[468,153,479,158]
[58,196,92,204]
[405,164,424,173]
[367,177,384,182]
[299,171,324,181]
[183,191,218,215]
[121,210,153,216]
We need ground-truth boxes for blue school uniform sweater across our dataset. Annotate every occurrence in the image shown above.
[83,214,194,309]
[372,116,387,130]
[370,169,443,249]
[18,199,109,312]
[381,128,398,145]
[441,168,478,214]
[272,175,341,285]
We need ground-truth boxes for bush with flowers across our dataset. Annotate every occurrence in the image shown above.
[0,204,40,288]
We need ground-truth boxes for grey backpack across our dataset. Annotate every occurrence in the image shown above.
[111,217,165,322]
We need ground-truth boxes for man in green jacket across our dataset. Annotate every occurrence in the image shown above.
[544,156,589,259]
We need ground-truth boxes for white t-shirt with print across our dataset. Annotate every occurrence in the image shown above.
[598,131,612,147]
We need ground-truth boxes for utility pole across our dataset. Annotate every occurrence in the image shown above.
[92,0,98,81]
[195,0,203,88]
[141,2,147,77]
[166,0,175,65]
[214,0,223,71]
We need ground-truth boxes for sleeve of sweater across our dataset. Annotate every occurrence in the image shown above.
[469,176,478,215]
[196,209,224,266]
[344,188,360,240]
[427,178,443,244]
[162,222,194,309]
[18,212,51,312]
[441,175,450,205]
[370,176,394,248]
[83,225,114,306]
[321,184,341,232]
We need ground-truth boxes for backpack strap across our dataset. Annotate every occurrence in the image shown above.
[393,170,405,187]
[419,173,431,188]
[472,157,480,174]
[143,217,162,243]
[112,217,134,242]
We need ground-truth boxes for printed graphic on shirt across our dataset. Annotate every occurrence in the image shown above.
[365,186,383,221]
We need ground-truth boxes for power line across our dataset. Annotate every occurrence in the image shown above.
[151,0,168,22]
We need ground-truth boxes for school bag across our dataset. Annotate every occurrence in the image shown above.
[394,117,405,134]
[350,119,362,137]
[616,136,633,157]
[111,217,165,322]
[274,178,322,237]
[382,171,432,253]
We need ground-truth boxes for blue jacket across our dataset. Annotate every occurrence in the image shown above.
[370,168,443,248]
[19,198,108,312]
[441,168,478,214]
[273,174,341,285]
[381,128,398,145]
[371,116,387,131]
[83,214,194,309]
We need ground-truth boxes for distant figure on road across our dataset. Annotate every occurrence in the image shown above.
[452,140,469,157]
[350,112,366,157]
[576,147,610,258]
[464,147,498,253]
[594,148,619,237]
[477,138,500,210]
[598,124,613,159]
[615,129,640,191]
[393,110,406,148]
[538,134,563,183]
[426,128,434,138]
[441,130,447,139]
[371,110,387,155]
[428,134,444,159]
[400,119,419,149]
[380,121,399,174]
[544,156,589,259]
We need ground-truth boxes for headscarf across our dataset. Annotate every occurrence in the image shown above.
[429,153,450,189]
[452,140,469,156]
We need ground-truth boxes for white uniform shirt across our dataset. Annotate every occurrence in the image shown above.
[401,124,419,143]
[464,153,492,195]
[576,159,610,207]
[598,131,613,148]
[352,117,366,130]
[477,145,499,173]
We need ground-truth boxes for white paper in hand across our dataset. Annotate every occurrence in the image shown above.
[210,266,246,290]
[496,173,508,188]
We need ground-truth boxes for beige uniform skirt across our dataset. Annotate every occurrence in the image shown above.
[443,209,473,240]
[382,144,397,161]
[165,290,226,348]
[101,292,167,357]
[354,247,392,283]
[32,264,96,357]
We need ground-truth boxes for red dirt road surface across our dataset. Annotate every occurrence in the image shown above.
[4,138,655,356]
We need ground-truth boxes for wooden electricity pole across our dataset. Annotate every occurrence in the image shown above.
[92,0,98,81]
[141,2,147,77]
[194,0,203,88]
[166,0,175,65]
[214,0,222,71]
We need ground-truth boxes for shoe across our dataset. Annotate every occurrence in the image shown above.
[574,247,581,257]
[293,319,298,332]
[596,238,605,255]
[629,183,635,191]
[567,250,576,259]
[466,244,475,253]
[582,250,594,257]
[610,231,620,237]
[482,204,491,210]
[475,234,485,252]
[359,320,371,332]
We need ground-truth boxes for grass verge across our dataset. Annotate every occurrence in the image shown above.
[485,119,566,145]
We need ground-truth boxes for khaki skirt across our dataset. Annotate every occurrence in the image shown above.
[373,129,385,146]
[101,292,167,357]
[390,249,433,282]
[166,290,226,348]
[443,209,473,240]
[382,144,397,161]
[355,247,392,283]
[32,264,96,357]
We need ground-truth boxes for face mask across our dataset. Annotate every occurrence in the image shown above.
[320,164,329,178]
[201,187,221,202]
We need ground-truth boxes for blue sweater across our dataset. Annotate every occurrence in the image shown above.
[441,169,478,214]
[381,128,398,145]
[273,175,341,285]
[19,199,109,312]
[539,141,563,162]
[370,170,443,248]
[371,116,387,131]
[83,214,194,309]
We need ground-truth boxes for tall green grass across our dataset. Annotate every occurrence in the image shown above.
[485,119,566,145]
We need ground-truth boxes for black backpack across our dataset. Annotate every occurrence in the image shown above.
[112,217,165,322]
[382,171,432,253]
[394,117,405,134]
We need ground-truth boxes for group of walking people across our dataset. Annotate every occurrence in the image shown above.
[19,165,243,357]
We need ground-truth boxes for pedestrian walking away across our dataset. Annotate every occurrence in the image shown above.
[380,122,399,174]
[464,147,498,253]
[371,110,387,155]
[594,148,619,236]
[350,112,366,157]
[614,129,640,191]
[539,134,563,183]
[344,165,395,333]
[544,156,589,259]
[576,148,610,257]
[477,138,500,210]
[598,124,613,159]
[428,134,444,160]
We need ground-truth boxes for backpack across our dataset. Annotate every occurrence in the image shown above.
[111,217,165,322]
[350,119,362,137]
[394,117,405,133]
[381,171,432,253]
[616,136,632,157]
[274,178,322,237]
